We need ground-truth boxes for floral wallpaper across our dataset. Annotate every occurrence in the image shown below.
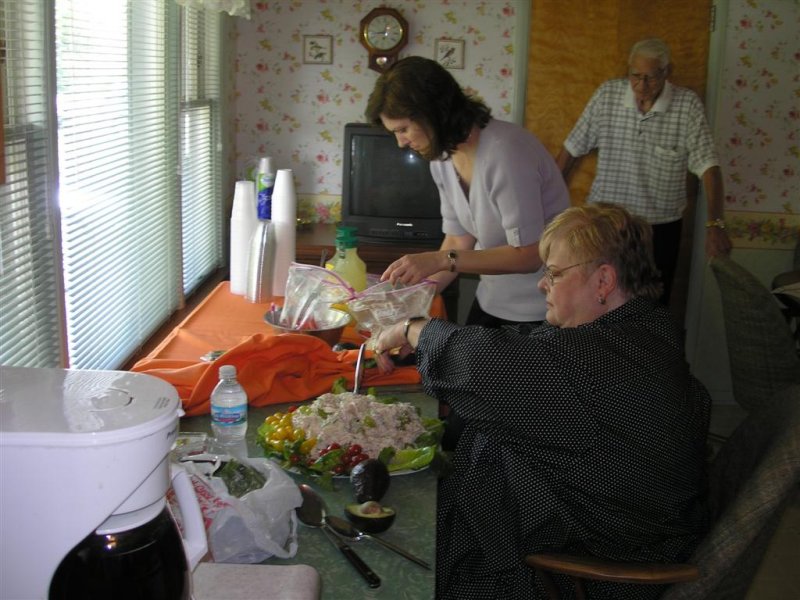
[717,0,800,249]
[232,0,523,224]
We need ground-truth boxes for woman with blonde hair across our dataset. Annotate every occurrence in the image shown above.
[376,203,710,600]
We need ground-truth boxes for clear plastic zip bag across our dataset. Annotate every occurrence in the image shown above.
[278,263,436,342]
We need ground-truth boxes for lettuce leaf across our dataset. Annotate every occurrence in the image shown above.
[386,446,435,472]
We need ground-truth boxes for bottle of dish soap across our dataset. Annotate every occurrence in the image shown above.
[329,225,367,292]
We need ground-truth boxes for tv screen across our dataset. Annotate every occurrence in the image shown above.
[341,123,443,246]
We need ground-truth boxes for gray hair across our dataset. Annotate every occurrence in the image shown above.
[628,38,671,69]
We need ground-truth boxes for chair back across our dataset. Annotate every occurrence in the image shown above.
[709,256,800,411]
[663,386,800,599]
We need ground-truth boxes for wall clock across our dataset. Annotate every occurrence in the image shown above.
[359,7,408,73]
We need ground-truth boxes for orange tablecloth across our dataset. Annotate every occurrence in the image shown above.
[131,282,446,416]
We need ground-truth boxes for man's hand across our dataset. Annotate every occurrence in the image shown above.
[706,226,732,258]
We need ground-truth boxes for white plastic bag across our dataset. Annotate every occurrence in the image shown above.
[175,456,302,564]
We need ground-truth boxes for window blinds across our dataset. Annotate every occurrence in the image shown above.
[180,6,222,296]
[56,0,181,369]
[0,0,223,370]
[0,1,66,367]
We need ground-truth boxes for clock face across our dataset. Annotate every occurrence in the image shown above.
[365,15,404,50]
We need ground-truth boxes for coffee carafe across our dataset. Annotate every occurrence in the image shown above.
[0,367,207,600]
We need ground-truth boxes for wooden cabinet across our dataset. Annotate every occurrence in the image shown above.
[295,223,458,321]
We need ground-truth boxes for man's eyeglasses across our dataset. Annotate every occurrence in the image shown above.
[628,70,665,86]
[542,260,597,286]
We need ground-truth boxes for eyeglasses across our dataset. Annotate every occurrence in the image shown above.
[542,260,597,286]
[628,70,665,86]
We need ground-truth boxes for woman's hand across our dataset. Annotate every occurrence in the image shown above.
[381,251,447,286]
[373,322,415,373]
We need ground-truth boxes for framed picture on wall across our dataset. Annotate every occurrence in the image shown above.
[435,38,464,69]
[303,35,333,65]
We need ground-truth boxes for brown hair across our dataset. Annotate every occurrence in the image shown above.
[364,56,490,159]
[540,203,663,301]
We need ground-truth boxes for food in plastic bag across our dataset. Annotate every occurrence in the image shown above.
[214,459,267,498]
[280,263,436,344]
[172,456,302,564]
[280,263,354,329]
[345,279,436,347]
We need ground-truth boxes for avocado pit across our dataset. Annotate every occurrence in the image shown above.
[345,500,396,533]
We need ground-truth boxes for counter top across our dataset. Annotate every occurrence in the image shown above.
[132,282,446,416]
[180,388,437,599]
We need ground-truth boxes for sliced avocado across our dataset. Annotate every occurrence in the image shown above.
[350,458,390,503]
[345,501,396,533]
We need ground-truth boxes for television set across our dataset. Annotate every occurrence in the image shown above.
[341,122,444,246]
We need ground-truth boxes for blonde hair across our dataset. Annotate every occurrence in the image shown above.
[541,203,663,301]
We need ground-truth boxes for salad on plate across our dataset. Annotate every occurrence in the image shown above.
[257,379,442,484]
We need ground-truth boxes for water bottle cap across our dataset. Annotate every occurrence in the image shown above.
[219,365,237,378]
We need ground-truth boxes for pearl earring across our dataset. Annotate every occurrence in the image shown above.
[598,296,606,305]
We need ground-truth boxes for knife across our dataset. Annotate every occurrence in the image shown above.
[353,343,366,394]
[321,523,382,588]
[326,515,432,570]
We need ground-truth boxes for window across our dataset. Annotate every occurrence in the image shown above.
[181,6,223,296]
[0,0,223,369]
[0,1,65,367]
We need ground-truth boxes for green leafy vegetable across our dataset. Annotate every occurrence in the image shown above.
[414,418,444,447]
[214,459,266,497]
[386,446,436,472]
[331,376,348,394]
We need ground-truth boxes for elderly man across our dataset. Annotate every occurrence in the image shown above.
[557,38,731,304]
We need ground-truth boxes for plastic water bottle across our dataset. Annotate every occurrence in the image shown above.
[210,365,248,445]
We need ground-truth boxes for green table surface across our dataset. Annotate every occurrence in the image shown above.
[180,386,437,600]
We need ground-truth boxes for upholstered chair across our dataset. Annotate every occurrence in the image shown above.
[709,256,800,412]
[525,385,800,599]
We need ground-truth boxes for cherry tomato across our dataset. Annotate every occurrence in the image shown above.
[349,444,362,455]
[327,442,341,451]
[289,453,301,464]
[287,405,298,413]
[332,464,346,475]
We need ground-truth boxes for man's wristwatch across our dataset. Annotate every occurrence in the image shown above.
[446,250,458,272]
[403,316,427,342]
[705,218,726,230]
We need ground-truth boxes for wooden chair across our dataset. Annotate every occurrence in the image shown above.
[525,385,800,599]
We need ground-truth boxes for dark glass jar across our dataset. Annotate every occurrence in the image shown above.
[49,508,190,600]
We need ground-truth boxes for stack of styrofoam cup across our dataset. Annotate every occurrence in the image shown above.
[229,181,257,296]
[270,169,297,297]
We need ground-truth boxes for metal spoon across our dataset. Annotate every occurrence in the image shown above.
[353,342,367,394]
[296,484,381,588]
[325,514,431,570]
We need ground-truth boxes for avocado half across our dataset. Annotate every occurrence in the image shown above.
[350,458,390,503]
[345,501,396,533]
